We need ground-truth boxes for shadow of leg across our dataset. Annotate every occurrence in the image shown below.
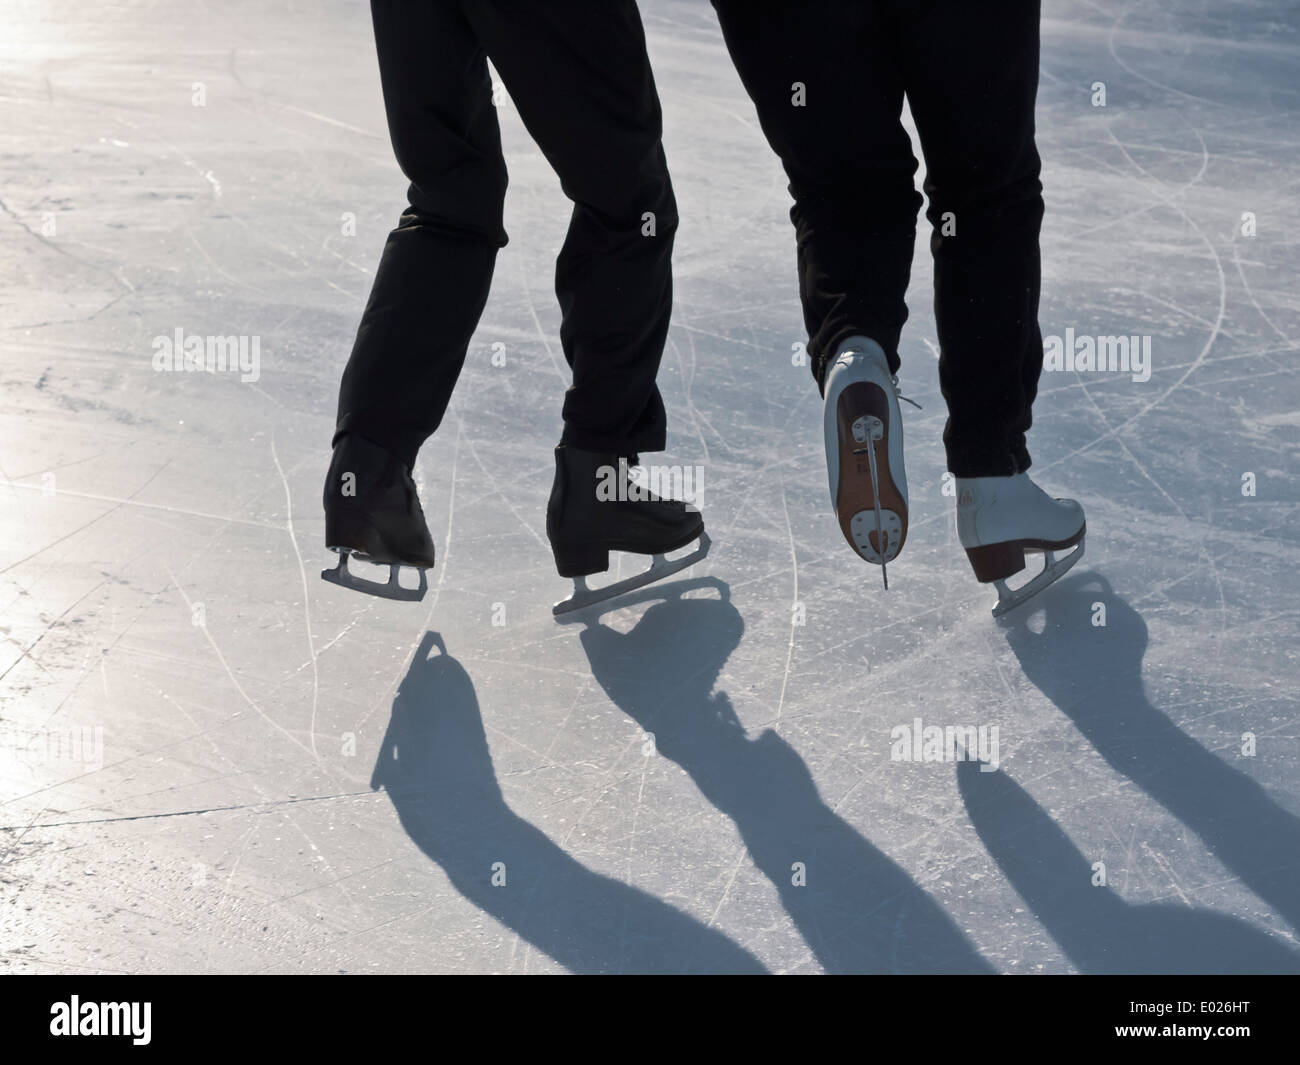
[957,758,1300,973]
[371,632,766,973]
[1005,573,1300,935]
[578,581,993,973]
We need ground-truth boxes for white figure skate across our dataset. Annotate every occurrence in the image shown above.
[823,336,916,588]
[956,473,1086,617]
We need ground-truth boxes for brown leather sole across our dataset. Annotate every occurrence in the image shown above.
[835,381,907,561]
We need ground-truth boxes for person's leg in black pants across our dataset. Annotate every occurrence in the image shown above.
[458,0,676,459]
[335,0,675,470]
[897,0,1044,478]
[335,1,506,471]
[711,0,923,575]
[710,0,921,390]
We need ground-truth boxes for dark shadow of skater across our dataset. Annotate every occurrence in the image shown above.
[957,757,1300,972]
[576,578,994,974]
[1003,572,1300,938]
[371,632,767,974]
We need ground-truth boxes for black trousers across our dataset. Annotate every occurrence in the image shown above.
[335,0,677,470]
[712,0,1045,477]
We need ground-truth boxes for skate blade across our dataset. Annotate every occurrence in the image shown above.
[321,551,428,602]
[833,388,905,589]
[552,532,711,617]
[990,538,1085,618]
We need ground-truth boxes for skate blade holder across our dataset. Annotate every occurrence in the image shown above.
[990,538,1085,619]
[552,532,711,617]
[321,550,429,602]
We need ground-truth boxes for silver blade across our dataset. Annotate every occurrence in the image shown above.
[321,551,429,602]
[863,418,888,589]
[991,538,1085,618]
[552,533,711,616]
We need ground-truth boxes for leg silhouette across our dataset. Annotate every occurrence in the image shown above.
[371,633,766,973]
[578,581,993,973]
[958,758,1300,973]
[1004,573,1300,935]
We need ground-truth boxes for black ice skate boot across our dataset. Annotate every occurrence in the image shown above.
[547,445,710,615]
[321,433,435,601]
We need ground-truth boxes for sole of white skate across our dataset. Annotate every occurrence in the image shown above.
[552,532,711,617]
[321,549,429,602]
[829,381,907,577]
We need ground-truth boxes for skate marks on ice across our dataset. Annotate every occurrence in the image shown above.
[573,579,994,974]
[369,633,766,974]
[966,573,1300,970]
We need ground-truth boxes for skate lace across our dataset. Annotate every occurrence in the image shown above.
[892,375,922,411]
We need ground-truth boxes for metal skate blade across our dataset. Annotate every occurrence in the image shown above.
[321,551,428,602]
[552,533,711,617]
[990,538,1085,618]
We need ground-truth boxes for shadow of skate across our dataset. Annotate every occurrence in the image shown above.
[575,580,994,974]
[1003,572,1300,943]
[370,632,767,974]
[957,758,1300,973]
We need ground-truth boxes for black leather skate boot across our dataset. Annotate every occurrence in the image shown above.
[323,433,435,569]
[546,445,704,578]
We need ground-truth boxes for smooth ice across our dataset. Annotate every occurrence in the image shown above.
[1,0,1297,973]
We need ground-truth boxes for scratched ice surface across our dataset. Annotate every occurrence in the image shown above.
[1,0,1296,974]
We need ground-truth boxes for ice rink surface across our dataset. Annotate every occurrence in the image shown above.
[1,0,1297,973]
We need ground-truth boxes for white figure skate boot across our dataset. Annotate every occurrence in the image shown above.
[823,336,915,588]
[956,473,1086,617]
